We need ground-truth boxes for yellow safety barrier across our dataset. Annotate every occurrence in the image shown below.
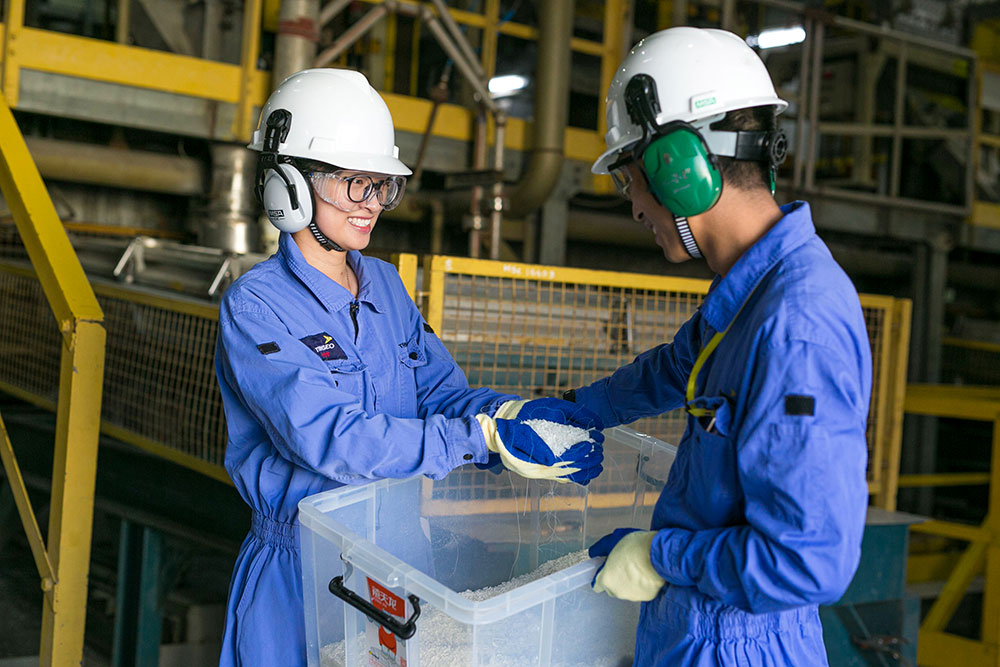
[420,254,911,513]
[902,384,1000,666]
[0,252,422,486]
[0,94,106,664]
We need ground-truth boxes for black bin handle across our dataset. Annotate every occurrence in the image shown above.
[328,576,422,640]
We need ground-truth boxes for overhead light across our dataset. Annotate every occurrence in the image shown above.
[488,74,529,97]
[747,26,806,49]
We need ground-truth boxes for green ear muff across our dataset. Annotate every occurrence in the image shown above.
[641,126,722,218]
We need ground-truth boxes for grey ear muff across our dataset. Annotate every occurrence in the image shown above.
[262,163,313,233]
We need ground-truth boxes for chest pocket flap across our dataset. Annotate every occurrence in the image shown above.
[398,334,428,368]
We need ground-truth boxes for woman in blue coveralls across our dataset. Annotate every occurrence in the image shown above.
[568,29,873,665]
[214,68,605,666]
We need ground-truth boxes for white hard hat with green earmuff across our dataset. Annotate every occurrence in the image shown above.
[596,28,788,259]
[249,68,412,248]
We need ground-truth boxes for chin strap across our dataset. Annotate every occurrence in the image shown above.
[308,220,346,252]
[673,216,703,259]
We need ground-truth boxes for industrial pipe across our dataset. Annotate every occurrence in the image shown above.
[314,1,394,68]
[489,112,506,260]
[504,0,573,217]
[273,0,320,86]
[25,137,205,196]
[428,0,487,80]
[410,4,497,113]
[318,0,354,29]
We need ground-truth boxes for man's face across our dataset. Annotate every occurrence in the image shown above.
[622,163,693,264]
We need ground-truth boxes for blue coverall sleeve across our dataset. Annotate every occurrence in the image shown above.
[574,313,702,427]
[217,305,491,484]
[649,337,869,613]
[405,300,518,419]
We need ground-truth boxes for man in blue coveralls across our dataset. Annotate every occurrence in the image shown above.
[570,27,873,665]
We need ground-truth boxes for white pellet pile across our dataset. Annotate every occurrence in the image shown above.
[522,420,592,457]
[320,549,627,667]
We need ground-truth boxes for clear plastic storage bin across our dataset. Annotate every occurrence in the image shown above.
[299,426,676,667]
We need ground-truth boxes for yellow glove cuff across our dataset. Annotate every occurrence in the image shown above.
[493,399,529,421]
[475,413,578,483]
[592,531,665,602]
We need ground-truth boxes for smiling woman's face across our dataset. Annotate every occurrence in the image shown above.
[308,170,387,252]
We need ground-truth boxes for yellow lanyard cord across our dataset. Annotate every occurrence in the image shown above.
[684,282,763,418]
[685,330,729,418]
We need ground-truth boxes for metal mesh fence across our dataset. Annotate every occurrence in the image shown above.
[941,339,1000,386]
[427,259,898,504]
[1,251,899,495]
[0,263,225,469]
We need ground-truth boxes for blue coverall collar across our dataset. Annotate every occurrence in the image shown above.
[278,233,386,314]
[701,201,814,333]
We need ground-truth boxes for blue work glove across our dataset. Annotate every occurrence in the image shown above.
[475,401,604,485]
[509,397,606,431]
[474,397,603,475]
[589,528,665,601]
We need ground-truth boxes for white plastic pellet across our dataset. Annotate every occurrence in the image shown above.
[522,419,592,457]
[320,550,608,667]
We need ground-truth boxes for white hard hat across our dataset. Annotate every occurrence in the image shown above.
[249,68,411,176]
[593,27,787,174]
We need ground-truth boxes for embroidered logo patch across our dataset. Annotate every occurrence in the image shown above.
[257,341,280,355]
[299,332,347,361]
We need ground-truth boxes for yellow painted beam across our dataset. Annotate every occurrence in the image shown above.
[876,298,910,511]
[905,384,1000,421]
[382,91,606,163]
[918,631,997,666]
[599,0,627,140]
[971,200,1000,230]
[944,336,1000,354]
[99,423,230,485]
[0,411,56,589]
[907,551,963,583]
[392,253,419,303]
[424,254,446,334]
[2,0,25,106]
[921,538,987,632]
[233,0,265,141]
[911,519,988,543]
[426,254,714,293]
[41,318,106,665]
[897,472,992,487]
[0,95,101,331]
[16,27,271,106]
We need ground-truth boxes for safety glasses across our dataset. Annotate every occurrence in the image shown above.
[607,156,635,199]
[308,171,407,211]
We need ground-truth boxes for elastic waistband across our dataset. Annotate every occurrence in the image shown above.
[251,512,299,550]
[657,593,820,640]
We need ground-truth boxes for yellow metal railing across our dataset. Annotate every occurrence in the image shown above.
[971,61,1000,230]
[421,254,911,511]
[0,254,422,486]
[0,94,106,664]
[900,384,1000,666]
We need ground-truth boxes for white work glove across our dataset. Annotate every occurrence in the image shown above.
[589,529,666,601]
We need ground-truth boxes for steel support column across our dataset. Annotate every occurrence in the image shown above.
[112,520,164,667]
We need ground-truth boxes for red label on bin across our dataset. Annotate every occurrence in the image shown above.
[367,578,404,618]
